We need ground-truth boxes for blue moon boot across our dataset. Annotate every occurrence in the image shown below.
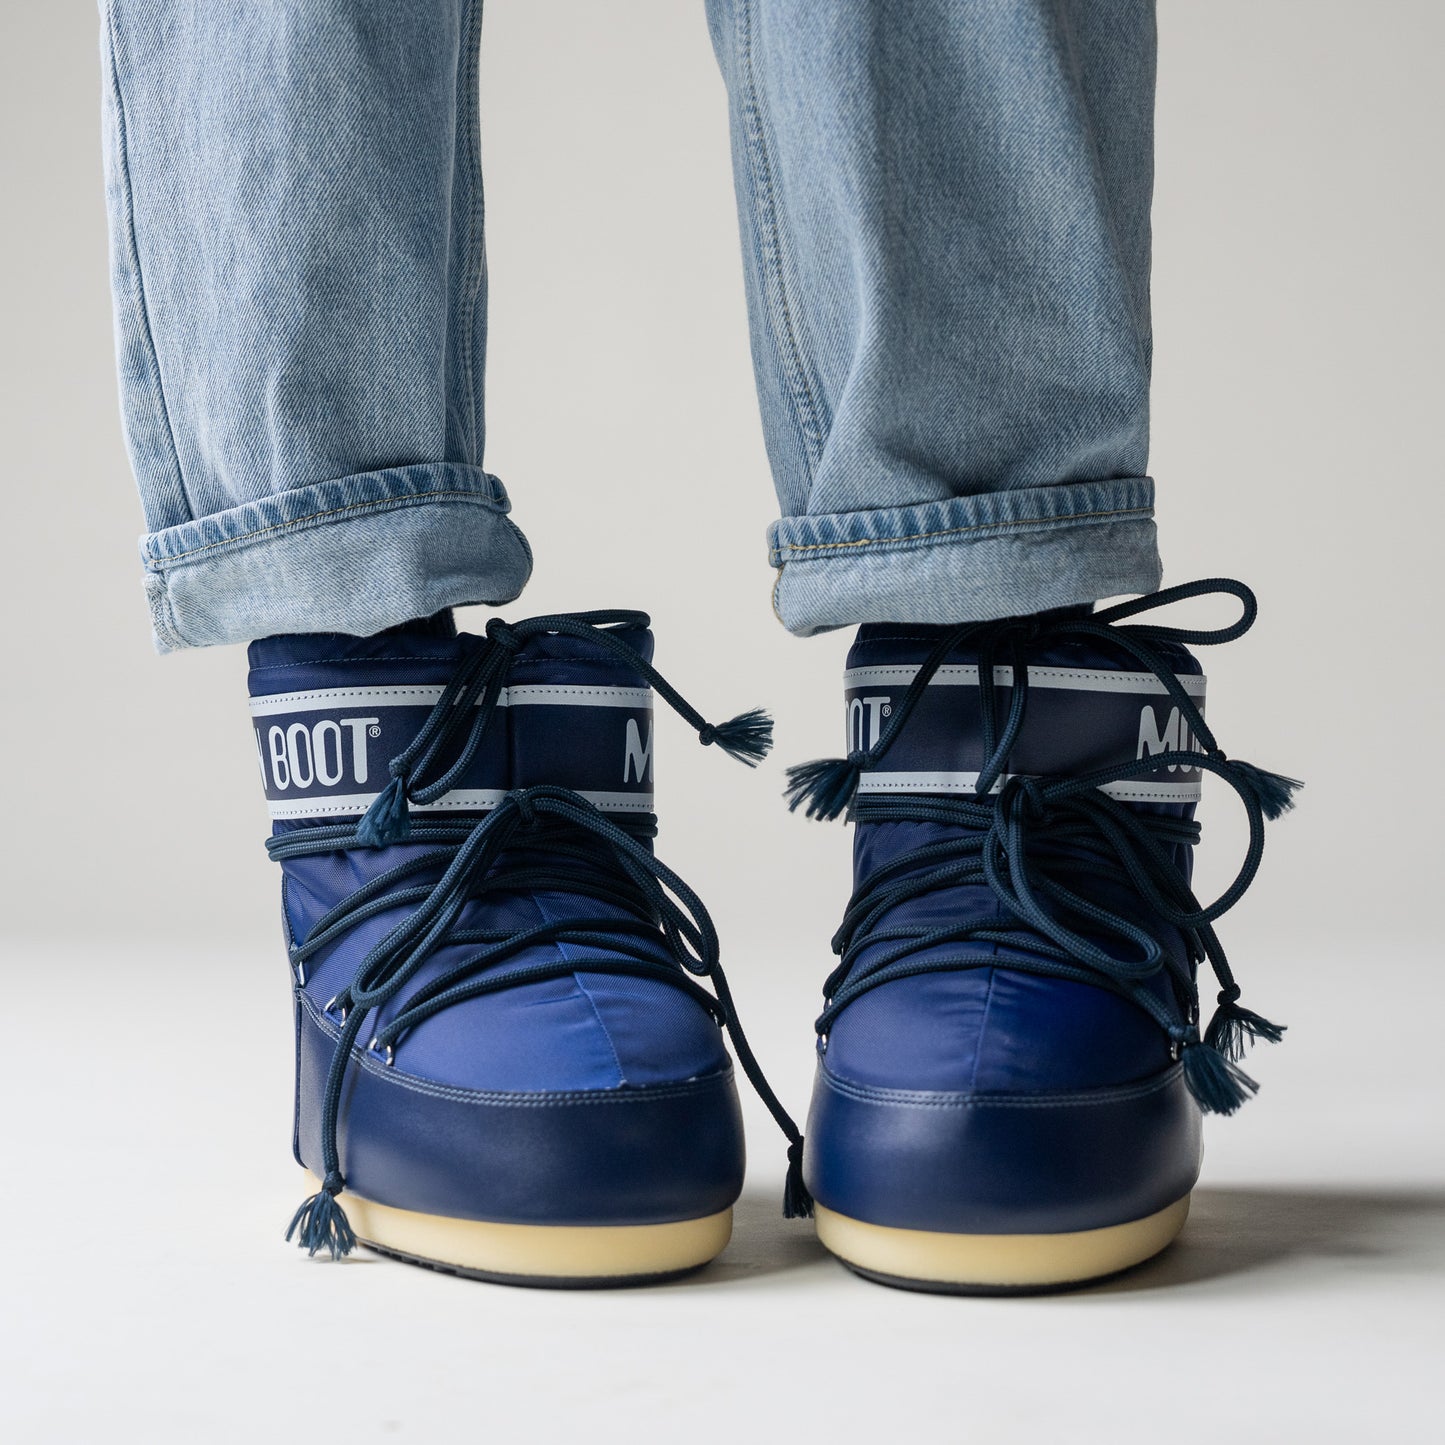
[785,580,1296,1293]
[249,609,809,1285]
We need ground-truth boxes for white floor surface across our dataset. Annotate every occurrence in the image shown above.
[3,941,1440,1444]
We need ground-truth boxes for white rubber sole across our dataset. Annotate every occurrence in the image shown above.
[305,1175,732,1286]
[814,1194,1191,1293]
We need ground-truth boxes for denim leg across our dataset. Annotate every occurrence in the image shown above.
[100,0,532,651]
[706,0,1162,633]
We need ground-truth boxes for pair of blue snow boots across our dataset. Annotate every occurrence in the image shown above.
[248,581,1293,1292]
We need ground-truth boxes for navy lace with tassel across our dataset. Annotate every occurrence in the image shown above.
[786,579,1298,1118]
[276,612,811,1259]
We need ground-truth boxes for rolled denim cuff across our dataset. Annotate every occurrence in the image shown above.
[766,478,1161,635]
[140,463,532,653]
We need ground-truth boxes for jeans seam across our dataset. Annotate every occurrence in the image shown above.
[776,504,1153,557]
[147,571,186,650]
[456,0,485,460]
[1053,5,1154,378]
[145,488,504,566]
[104,3,189,527]
[737,0,826,474]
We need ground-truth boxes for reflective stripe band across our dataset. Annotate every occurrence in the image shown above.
[249,684,652,717]
[854,772,1203,803]
[267,788,655,821]
[843,665,1206,697]
[842,663,1207,799]
[250,684,657,820]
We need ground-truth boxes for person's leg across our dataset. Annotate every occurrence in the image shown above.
[708,1,1296,1293]
[100,0,530,652]
[706,0,1158,633]
[99,2,807,1282]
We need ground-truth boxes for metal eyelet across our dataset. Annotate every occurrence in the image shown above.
[324,995,350,1022]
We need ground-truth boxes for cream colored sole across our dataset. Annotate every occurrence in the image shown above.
[815,1194,1190,1292]
[305,1175,732,1284]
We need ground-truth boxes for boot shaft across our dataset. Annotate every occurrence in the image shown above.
[247,619,659,833]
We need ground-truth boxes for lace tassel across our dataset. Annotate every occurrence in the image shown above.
[782,1138,814,1219]
[285,1172,357,1259]
[1205,995,1286,1062]
[356,775,411,848]
[1230,760,1304,821]
[700,708,774,767]
[1180,1036,1259,1115]
[784,755,863,821]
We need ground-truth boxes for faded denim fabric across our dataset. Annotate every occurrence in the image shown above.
[100,1,530,652]
[101,0,1160,650]
[707,0,1161,633]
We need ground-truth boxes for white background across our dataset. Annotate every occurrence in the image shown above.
[1,3,1441,1441]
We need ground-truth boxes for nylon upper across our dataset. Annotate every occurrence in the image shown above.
[790,581,1293,1243]
[249,612,803,1248]
[828,624,1203,1095]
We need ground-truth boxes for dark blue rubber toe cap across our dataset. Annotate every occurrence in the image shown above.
[804,1057,1201,1235]
[295,994,746,1226]
[811,965,1194,1233]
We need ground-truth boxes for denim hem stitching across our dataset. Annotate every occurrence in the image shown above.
[144,488,506,568]
[772,504,1153,563]
[145,572,186,652]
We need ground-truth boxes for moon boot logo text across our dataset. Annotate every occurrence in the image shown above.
[256,717,381,792]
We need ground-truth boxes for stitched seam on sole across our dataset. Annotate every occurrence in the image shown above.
[817,1060,1183,1110]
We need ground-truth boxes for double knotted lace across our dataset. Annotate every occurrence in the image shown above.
[277,612,808,1260]
[785,579,1298,1118]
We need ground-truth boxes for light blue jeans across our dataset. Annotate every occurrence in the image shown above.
[99,0,1161,651]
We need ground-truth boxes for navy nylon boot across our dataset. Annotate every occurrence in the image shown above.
[249,609,807,1285]
[785,580,1297,1293]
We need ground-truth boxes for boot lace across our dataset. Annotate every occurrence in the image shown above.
[276,611,809,1260]
[783,579,1298,1118]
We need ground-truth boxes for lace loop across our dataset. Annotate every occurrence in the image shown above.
[786,579,1267,822]
[483,617,521,651]
[355,612,774,850]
